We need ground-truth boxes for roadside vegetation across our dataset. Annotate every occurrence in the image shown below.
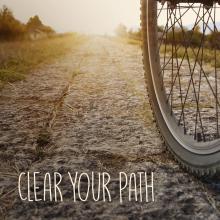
[116,23,220,67]
[0,6,83,88]
[0,5,54,41]
[159,25,220,68]
[115,24,142,46]
[0,34,82,86]
[160,44,220,68]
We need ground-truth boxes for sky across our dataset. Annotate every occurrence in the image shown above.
[1,1,220,35]
[0,0,140,35]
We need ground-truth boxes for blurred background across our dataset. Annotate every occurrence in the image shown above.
[1,0,220,86]
[0,0,140,35]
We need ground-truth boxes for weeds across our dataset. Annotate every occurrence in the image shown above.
[36,129,51,147]
[0,34,84,87]
[0,69,25,82]
[35,129,52,159]
[160,44,220,68]
[124,36,220,68]
[117,37,141,46]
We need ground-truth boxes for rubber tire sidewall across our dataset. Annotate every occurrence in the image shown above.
[141,0,220,172]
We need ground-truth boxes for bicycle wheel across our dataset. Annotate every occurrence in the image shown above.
[141,0,220,175]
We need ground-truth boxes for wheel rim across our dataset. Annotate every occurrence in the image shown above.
[146,0,220,154]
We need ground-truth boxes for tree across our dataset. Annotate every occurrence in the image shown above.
[128,28,142,40]
[26,15,43,31]
[190,25,202,47]
[0,6,55,41]
[115,24,127,37]
[26,15,54,34]
[206,31,220,49]
[0,5,25,40]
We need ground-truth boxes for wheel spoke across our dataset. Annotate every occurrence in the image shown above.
[157,2,220,141]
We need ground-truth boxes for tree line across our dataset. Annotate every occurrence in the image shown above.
[0,5,55,41]
[160,25,220,49]
[115,24,141,41]
[115,23,220,49]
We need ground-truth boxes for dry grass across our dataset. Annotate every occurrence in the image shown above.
[124,36,220,68]
[160,44,220,68]
[0,33,84,87]
[116,37,142,46]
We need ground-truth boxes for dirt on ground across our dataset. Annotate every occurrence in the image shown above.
[0,36,220,220]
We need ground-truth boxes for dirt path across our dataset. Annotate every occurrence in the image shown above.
[0,36,220,220]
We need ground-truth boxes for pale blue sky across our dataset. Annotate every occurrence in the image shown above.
[0,0,140,34]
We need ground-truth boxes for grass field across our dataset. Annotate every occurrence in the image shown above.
[160,44,220,68]
[117,37,142,47]
[124,36,220,68]
[0,33,84,88]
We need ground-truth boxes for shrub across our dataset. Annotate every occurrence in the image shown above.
[0,6,55,41]
[0,5,25,40]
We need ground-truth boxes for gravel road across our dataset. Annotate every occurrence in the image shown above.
[0,36,220,220]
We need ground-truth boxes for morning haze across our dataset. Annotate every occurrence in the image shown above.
[0,0,140,34]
